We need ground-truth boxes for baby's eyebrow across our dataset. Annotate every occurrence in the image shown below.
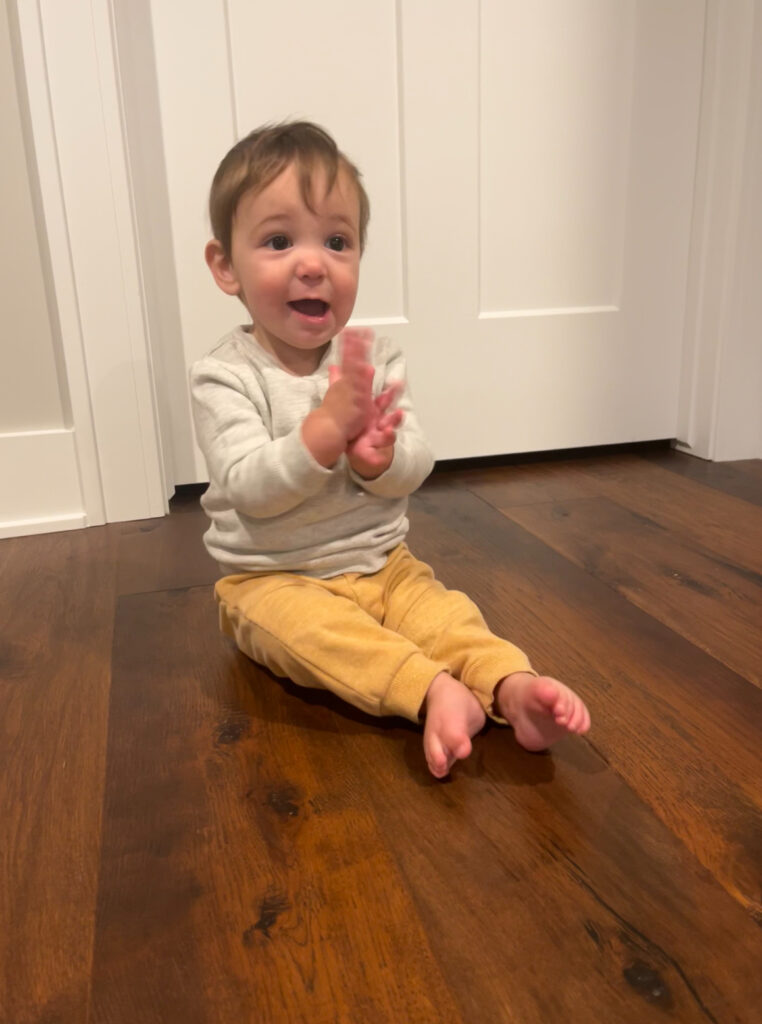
[255,213,292,231]
[330,214,355,229]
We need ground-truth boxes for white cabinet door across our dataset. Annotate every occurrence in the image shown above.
[149,0,705,480]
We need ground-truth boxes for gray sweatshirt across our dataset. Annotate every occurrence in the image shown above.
[190,326,435,577]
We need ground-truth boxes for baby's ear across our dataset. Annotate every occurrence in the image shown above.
[205,239,240,296]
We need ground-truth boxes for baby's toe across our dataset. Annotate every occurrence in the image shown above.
[565,704,581,732]
[570,702,590,733]
[424,732,450,778]
[553,691,572,724]
[451,734,473,761]
[534,678,559,708]
[427,755,449,779]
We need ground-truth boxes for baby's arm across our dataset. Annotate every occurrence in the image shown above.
[191,360,336,518]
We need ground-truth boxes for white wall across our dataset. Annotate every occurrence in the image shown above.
[111,0,187,493]
[0,0,84,537]
[0,0,63,431]
[5,0,168,538]
[676,0,762,461]
[712,1,762,460]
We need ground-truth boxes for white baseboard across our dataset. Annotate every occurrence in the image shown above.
[0,512,87,540]
[0,428,86,538]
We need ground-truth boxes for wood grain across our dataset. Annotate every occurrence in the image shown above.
[408,482,762,921]
[90,587,462,1024]
[343,723,762,1023]
[0,527,117,1024]
[91,583,762,1022]
[504,495,762,686]
[116,490,218,597]
[2,449,761,1023]
[467,455,762,574]
[649,450,762,505]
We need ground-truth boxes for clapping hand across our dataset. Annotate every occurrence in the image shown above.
[330,329,404,479]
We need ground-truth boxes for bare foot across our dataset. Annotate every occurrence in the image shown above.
[422,672,486,778]
[494,673,590,752]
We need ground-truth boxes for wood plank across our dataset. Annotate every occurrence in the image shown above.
[343,722,762,1023]
[0,527,117,1024]
[407,482,762,921]
[574,457,762,575]
[647,451,762,506]
[116,491,218,597]
[91,586,463,1024]
[4,453,758,1021]
[93,583,762,1022]
[468,454,762,574]
[504,495,762,687]
[441,458,599,508]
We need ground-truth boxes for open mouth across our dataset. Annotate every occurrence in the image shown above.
[288,299,329,318]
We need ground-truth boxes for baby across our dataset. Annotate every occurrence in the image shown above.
[191,120,590,778]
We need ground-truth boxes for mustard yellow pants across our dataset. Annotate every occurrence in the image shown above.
[215,543,534,723]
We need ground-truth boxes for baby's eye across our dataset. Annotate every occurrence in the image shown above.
[326,235,347,252]
[265,235,291,251]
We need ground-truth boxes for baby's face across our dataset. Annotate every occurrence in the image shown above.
[227,161,361,371]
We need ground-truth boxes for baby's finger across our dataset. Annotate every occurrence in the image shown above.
[343,362,374,397]
[328,365,341,386]
[340,328,373,369]
[379,409,404,432]
[375,380,403,414]
[341,326,374,346]
[344,351,373,390]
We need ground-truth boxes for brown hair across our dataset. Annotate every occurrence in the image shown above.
[209,120,370,257]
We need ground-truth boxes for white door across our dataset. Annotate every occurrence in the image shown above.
[148,0,705,481]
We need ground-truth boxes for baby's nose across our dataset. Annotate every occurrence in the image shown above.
[296,248,326,280]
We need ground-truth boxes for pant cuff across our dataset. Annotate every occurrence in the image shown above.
[465,656,537,723]
[383,652,450,722]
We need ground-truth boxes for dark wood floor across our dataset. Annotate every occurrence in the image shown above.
[2,447,761,1023]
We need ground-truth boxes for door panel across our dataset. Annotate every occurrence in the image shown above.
[150,0,706,476]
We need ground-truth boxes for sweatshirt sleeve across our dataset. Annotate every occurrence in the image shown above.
[190,359,332,518]
[348,337,435,499]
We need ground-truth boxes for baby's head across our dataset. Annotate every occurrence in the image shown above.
[208,121,370,261]
[205,121,370,369]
